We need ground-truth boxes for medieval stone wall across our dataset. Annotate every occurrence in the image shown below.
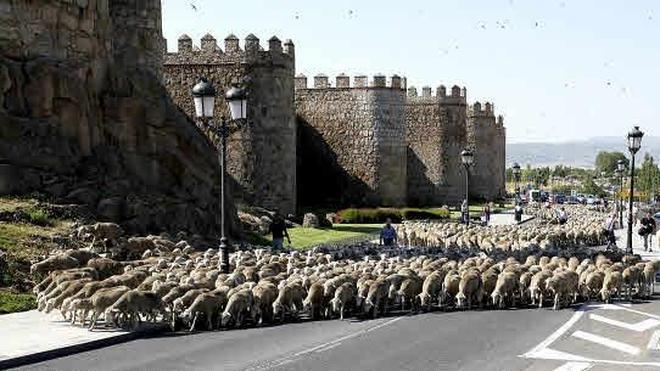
[406,85,469,205]
[295,74,407,207]
[162,34,296,214]
[0,0,237,236]
[467,102,503,200]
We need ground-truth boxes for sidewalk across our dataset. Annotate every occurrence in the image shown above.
[0,310,164,369]
[614,228,660,261]
[488,212,534,226]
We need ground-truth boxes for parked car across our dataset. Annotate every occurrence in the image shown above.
[565,196,580,204]
[654,212,660,225]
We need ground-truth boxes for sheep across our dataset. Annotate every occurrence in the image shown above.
[68,298,94,325]
[221,289,254,328]
[518,271,533,304]
[364,278,389,318]
[272,281,306,321]
[172,288,209,314]
[456,271,483,309]
[182,292,228,331]
[44,278,93,314]
[38,277,90,311]
[330,282,355,320]
[90,222,124,241]
[89,286,131,330]
[622,266,641,301]
[529,270,553,308]
[641,262,656,298]
[302,281,325,319]
[582,271,605,301]
[546,270,579,310]
[491,272,517,309]
[31,255,80,275]
[600,271,623,304]
[251,281,279,324]
[397,277,423,311]
[440,271,460,307]
[105,290,165,329]
[86,258,124,279]
[418,271,444,310]
[356,279,374,311]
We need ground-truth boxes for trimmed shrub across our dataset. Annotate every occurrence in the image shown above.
[337,207,450,224]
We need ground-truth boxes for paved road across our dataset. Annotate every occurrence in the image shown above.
[14,297,660,371]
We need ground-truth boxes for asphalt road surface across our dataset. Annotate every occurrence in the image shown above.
[14,297,660,371]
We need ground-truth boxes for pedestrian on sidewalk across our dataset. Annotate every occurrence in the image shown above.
[483,203,492,225]
[603,213,617,250]
[514,203,523,223]
[640,212,657,252]
[380,218,397,247]
[557,207,568,225]
[460,199,468,224]
[268,211,291,251]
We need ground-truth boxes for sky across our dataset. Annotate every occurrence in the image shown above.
[161,0,660,144]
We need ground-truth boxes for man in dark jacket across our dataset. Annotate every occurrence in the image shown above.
[269,211,291,251]
[640,212,657,252]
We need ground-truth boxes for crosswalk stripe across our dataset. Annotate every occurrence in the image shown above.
[589,313,660,332]
[553,361,593,371]
[572,330,640,355]
[647,330,660,350]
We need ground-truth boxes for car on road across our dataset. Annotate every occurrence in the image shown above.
[654,212,660,225]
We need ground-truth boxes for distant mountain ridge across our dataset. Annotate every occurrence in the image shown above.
[507,136,660,168]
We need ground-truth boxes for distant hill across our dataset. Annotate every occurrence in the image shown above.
[507,136,660,168]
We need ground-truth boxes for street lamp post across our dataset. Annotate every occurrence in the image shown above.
[617,159,625,229]
[461,149,474,226]
[512,162,521,201]
[626,126,644,254]
[192,77,247,273]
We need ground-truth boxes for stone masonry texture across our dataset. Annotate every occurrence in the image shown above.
[162,34,297,215]
[0,0,238,236]
[295,75,407,207]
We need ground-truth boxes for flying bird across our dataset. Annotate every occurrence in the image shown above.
[190,2,197,11]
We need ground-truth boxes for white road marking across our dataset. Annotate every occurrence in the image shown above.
[589,313,660,332]
[647,330,660,350]
[530,348,591,362]
[250,316,405,370]
[522,305,586,358]
[571,330,640,355]
[583,303,631,310]
[553,361,593,371]
[612,304,660,321]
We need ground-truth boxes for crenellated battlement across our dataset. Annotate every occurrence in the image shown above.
[294,73,406,90]
[470,101,496,117]
[163,33,294,66]
[406,84,467,104]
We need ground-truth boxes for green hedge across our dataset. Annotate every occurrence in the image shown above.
[0,292,36,314]
[337,208,450,224]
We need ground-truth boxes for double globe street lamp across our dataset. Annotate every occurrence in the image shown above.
[512,162,522,201]
[626,126,644,254]
[192,77,247,273]
[461,149,474,225]
[616,159,625,229]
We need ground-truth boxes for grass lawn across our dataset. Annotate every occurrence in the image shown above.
[0,291,36,314]
[256,223,383,250]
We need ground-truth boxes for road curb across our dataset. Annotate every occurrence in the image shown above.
[0,324,168,369]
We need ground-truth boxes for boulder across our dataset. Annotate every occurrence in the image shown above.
[302,213,319,228]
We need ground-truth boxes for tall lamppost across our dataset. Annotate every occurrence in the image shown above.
[512,162,521,201]
[192,77,247,273]
[626,126,644,254]
[617,159,625,228]
[461,149,474,226]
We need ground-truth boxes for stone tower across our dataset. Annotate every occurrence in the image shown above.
[162,34,297,214]
[406,85,469,205]
[295,74,407,207]
[0,0,243,235]
[467,102,506,200]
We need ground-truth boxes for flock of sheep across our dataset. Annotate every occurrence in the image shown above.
[28,205,657,333]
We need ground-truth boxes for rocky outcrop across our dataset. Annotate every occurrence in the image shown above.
[0,0,238,236]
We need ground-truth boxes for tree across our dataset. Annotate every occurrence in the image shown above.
[581,176,607,198]
[595,151,629,175]
[637,153,660,200]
